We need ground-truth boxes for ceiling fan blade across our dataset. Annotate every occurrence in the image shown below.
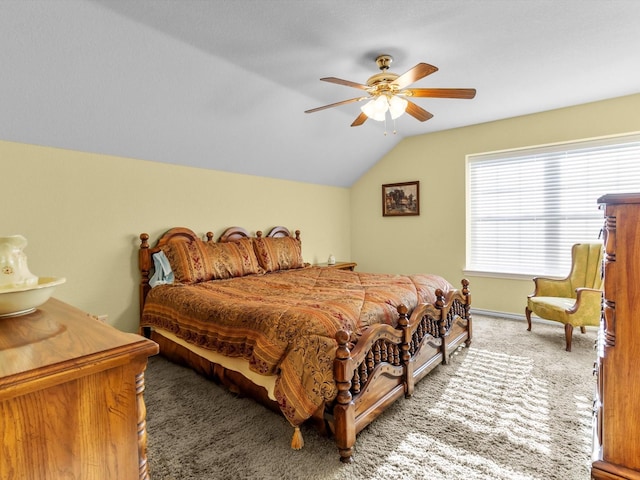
[320,77,370,90]
[406,88,477,99]
[304,97,367,114]
[350,112,368,127]
[392,63,438,89]
[405,100,434,122]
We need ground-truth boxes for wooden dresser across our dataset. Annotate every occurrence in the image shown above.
[0,298,158,480]
[592,193,640,480]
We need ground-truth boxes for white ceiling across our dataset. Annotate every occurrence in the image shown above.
[2,1,639,187]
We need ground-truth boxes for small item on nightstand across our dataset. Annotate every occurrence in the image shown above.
[327,254,336,265]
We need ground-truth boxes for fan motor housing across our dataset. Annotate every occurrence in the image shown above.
[366,72,399,85]
[367,54,400,91]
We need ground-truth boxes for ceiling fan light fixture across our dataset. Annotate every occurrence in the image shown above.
[361,95,388,121]
[361,94,407,121]
[388,95,408,119]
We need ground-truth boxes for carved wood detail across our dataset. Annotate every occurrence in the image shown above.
[331,279,472,462]
[136,366,151,480]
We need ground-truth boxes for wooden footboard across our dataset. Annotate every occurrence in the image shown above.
[329,279,471,463]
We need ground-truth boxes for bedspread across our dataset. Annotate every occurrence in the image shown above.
[141,266,452,426]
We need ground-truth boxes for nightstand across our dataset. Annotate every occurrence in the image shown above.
[314,261,357,271]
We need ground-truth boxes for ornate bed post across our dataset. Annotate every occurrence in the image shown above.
[397,304,414,398]
[139,233,151,336]
[433,289,450,364]
[333,330,356,463]
[461,278,472,346]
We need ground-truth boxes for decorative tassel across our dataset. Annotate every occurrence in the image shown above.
[291,426,304,450]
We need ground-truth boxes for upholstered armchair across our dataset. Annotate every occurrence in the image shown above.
[525,243,603,351]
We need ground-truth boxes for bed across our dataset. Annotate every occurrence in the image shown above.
[138,225,472,463]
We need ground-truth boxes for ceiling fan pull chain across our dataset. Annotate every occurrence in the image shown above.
[382,117,399,136]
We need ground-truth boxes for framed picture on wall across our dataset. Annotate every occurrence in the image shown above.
[382,181,420,217]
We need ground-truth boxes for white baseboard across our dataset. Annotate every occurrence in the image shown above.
[470,308,526,322]
[470,307,599,330]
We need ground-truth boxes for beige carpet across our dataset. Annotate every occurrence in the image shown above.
[144,315,597,480]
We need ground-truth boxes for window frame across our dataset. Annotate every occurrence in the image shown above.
[465,132,640,279]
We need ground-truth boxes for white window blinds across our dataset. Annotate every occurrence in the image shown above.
[466,133,640,277]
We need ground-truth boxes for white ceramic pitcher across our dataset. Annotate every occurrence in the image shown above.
[0,235,38,289]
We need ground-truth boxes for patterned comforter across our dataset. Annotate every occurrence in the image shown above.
[141,266,452,426]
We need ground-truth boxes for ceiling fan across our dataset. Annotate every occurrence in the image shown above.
[305,54,476,128]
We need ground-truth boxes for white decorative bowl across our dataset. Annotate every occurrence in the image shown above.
[0,277,66,317]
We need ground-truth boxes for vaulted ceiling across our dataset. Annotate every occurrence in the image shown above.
[2,1,639,187]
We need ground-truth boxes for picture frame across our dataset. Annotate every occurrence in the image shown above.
[382,181,420,217]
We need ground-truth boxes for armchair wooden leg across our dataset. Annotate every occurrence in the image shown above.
[525,307,532,331]
[564,323,573,352]
[580,326,586,334]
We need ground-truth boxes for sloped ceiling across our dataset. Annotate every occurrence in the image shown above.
[1,1,639,187]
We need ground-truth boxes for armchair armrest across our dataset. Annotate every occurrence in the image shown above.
[567,287,603,316]
[530,276,573,298]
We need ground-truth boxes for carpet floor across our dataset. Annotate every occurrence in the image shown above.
[143,315,597,480]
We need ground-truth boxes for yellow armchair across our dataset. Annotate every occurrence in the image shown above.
[525,242,603,351]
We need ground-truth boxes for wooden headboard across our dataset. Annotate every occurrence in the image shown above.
[138,226,301,317]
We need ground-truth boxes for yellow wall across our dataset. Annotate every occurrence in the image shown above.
[351,93,640,316]
[2,141,351,332]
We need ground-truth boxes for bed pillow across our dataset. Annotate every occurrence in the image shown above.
[163,238,263,284]
[162,240,211,284]
[204,237,263,279]
[253,236,304,272]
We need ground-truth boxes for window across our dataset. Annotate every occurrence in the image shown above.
[466,133,640,278]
